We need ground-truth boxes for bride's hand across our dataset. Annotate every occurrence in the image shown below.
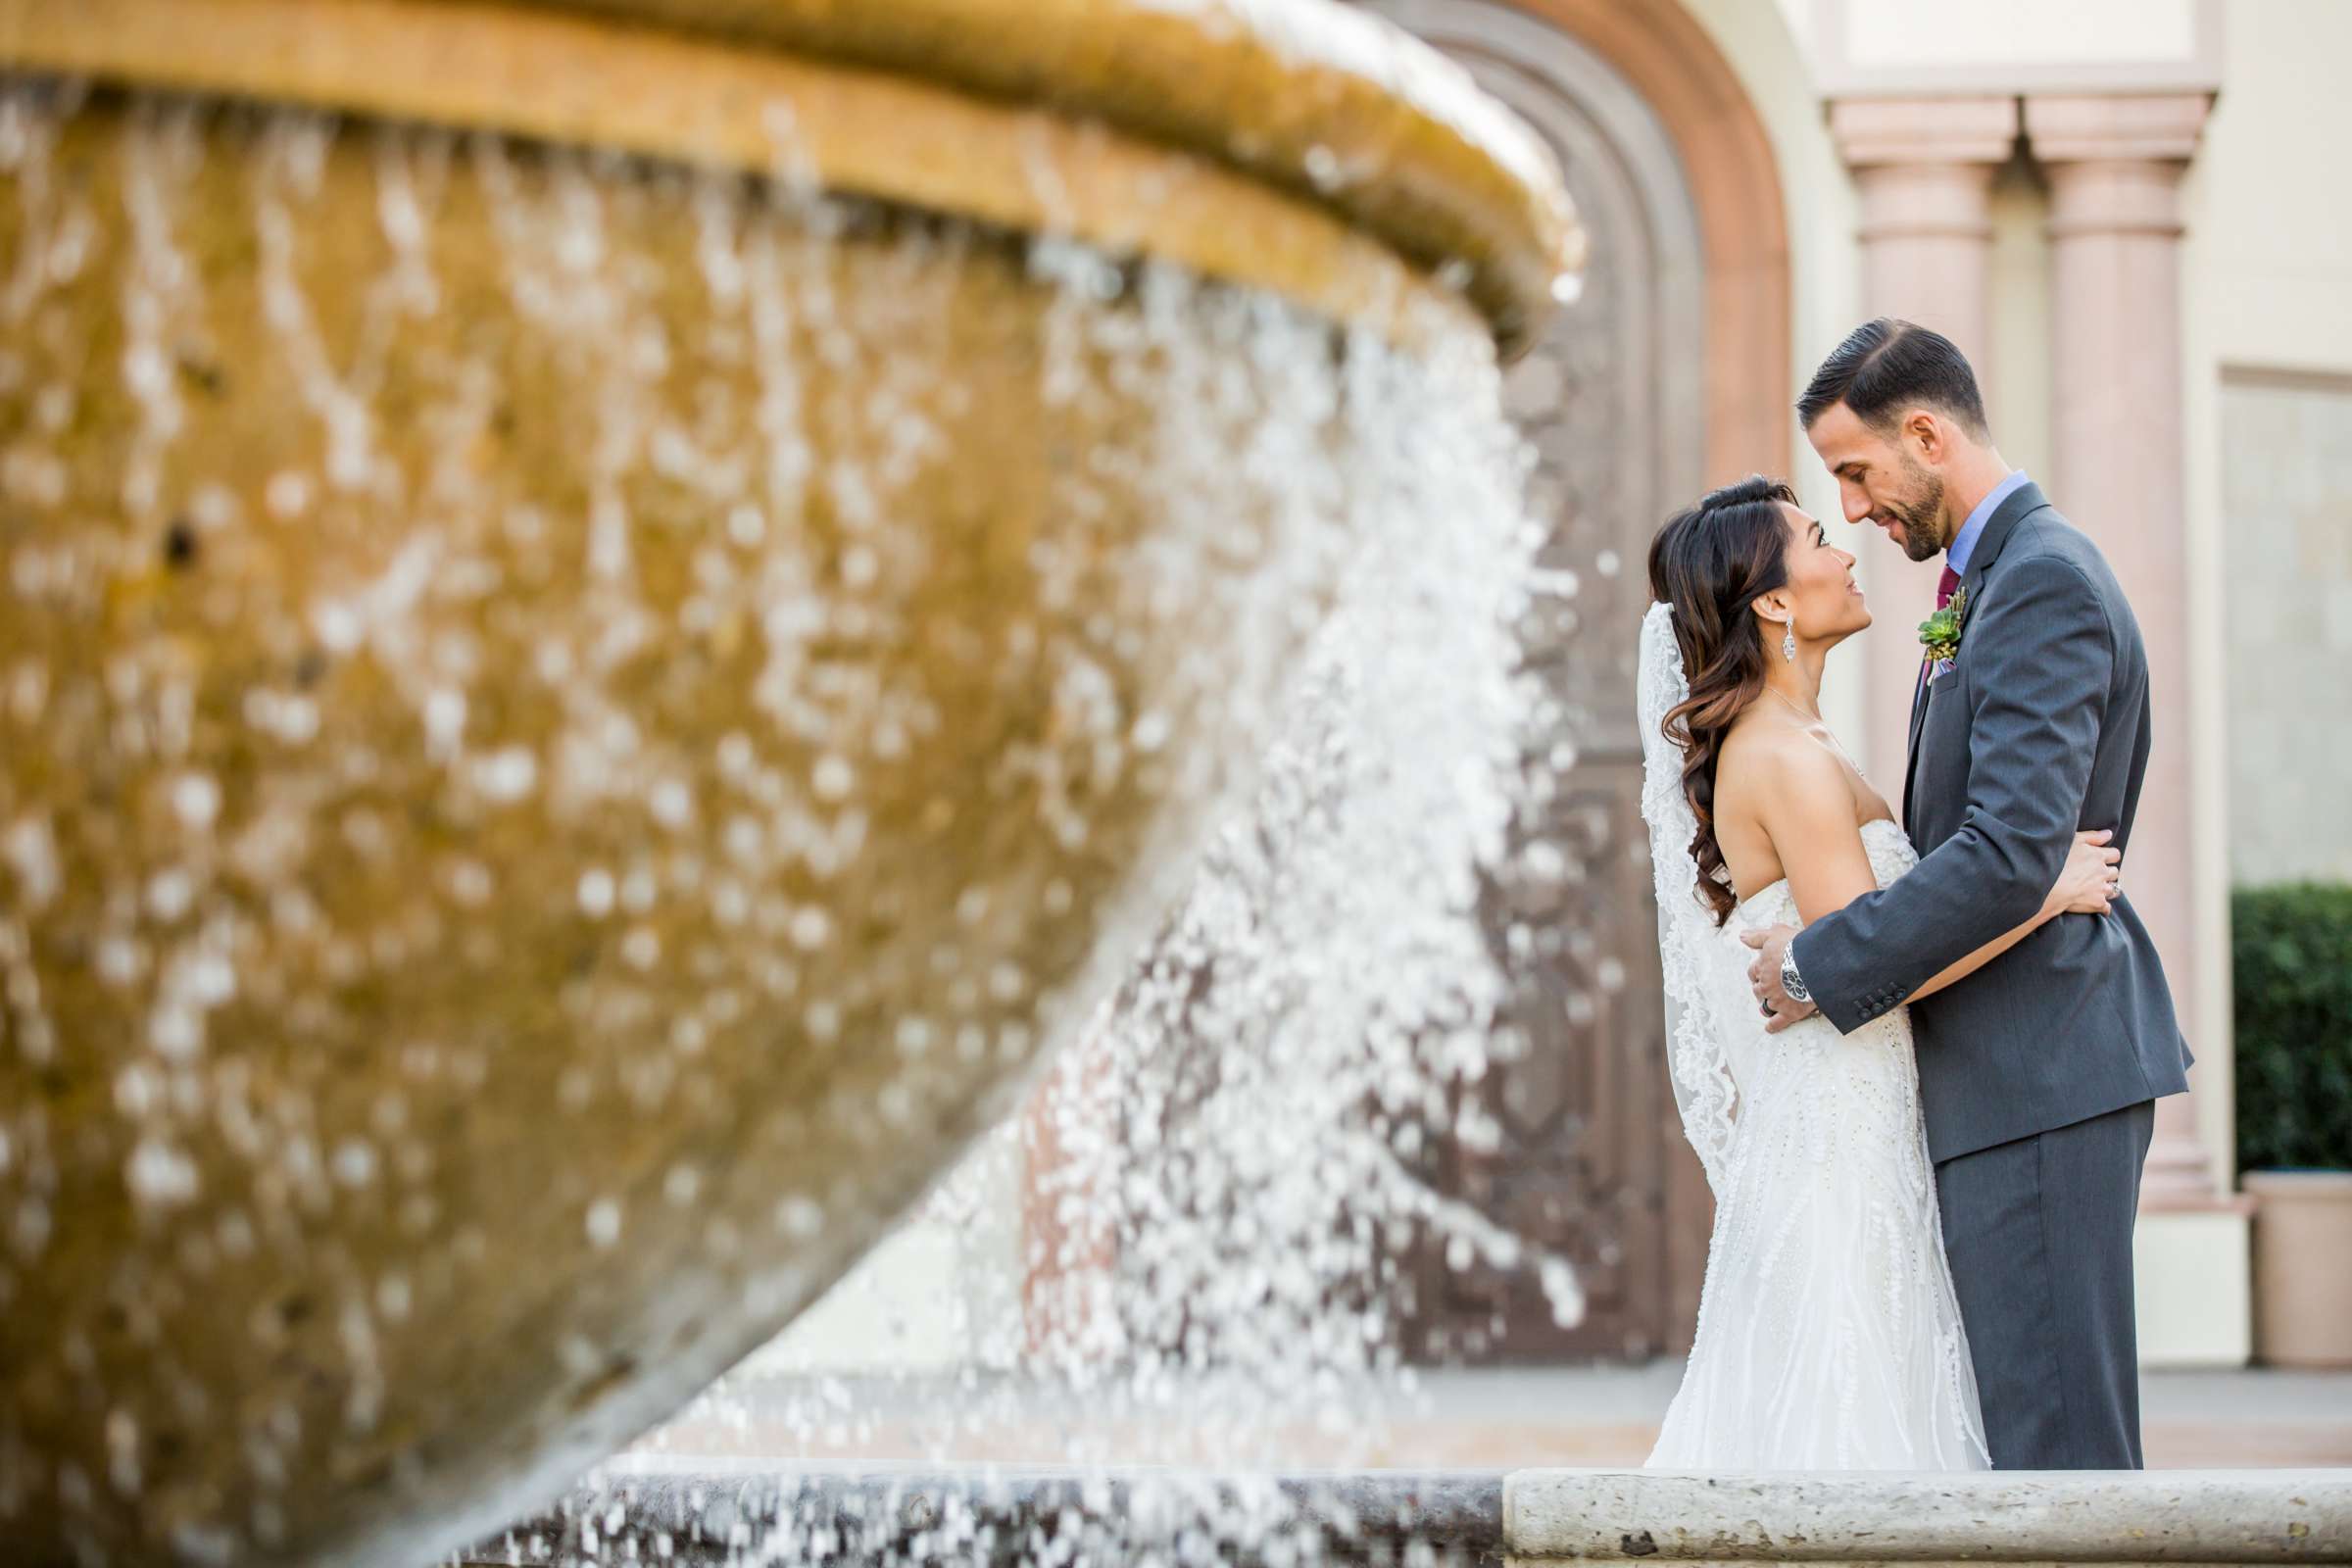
[2047,829,2122,916]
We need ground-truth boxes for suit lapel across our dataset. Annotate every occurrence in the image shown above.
[1902,666,1931,831]
[1900,481,2051,832]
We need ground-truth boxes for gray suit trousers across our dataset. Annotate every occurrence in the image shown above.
[1934,1099,2156,1469]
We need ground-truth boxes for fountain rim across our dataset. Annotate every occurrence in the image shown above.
[0,0,1583,355]
[491,0,1586,352]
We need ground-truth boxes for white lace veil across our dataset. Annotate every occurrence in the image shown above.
[1636,601,1739,1195]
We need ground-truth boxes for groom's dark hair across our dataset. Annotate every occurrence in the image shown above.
[1797,318,1989,439]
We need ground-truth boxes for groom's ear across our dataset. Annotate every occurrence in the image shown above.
[1901,408,1947,464]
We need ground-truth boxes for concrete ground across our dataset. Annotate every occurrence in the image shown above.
[1345,1364,2352,1469]
[629,1363,2352,1472]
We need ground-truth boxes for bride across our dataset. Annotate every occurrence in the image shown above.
[1636,476,2121,1470]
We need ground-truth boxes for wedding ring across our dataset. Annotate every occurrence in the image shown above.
[1759,1001,1774,1018]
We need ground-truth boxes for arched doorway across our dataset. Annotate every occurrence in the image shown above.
[1361,0,1790,1359]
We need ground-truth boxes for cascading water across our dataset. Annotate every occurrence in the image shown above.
[503,249,1595,1567]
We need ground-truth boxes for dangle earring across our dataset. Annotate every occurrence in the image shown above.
[1781,619,1797,663]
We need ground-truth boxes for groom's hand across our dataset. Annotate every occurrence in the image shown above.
[1741,924,1817,1034]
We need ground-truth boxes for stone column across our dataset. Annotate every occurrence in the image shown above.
[2028,91,2246,1364]
[1828,98,2019,794]
[2029,93,2220,1203]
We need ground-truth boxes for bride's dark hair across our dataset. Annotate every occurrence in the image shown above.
[1645,475,1799,925]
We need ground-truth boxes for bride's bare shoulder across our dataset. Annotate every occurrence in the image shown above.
[1717,715,1853,818]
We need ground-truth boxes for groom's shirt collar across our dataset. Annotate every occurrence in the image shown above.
[1947,468,2030,575]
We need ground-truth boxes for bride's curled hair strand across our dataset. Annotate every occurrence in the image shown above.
[1646,474,1799,925]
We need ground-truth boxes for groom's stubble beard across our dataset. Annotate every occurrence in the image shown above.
[1887,462,1947,563]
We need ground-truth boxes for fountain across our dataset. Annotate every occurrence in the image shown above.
[0,2,1578,1564]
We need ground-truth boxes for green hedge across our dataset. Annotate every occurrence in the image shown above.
[2233,884,2352,1172]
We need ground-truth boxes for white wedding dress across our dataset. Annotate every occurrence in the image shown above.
[1637,605,1987,1471]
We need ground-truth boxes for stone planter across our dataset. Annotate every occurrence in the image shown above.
[2245,1170,2352,1367]
[0,4,1578,1565]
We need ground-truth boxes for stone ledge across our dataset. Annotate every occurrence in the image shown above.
[461,1464,2352,1566]
[1505,1469,2352,1564]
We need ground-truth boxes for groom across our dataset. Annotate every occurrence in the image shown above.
[1745,319,2191,1470]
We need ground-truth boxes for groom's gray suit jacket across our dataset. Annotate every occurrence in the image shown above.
[1789,481,2191,1161]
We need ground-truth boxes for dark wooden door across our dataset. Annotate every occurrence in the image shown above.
[1364,0,1715,1362]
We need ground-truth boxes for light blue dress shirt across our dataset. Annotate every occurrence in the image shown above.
[1947,468,2032,576]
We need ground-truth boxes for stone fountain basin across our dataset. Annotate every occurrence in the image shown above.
[0,2,1574,1565]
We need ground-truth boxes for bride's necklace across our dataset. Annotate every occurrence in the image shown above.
[1764,684,1822,723]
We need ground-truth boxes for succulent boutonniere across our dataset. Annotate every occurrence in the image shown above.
[1919,584,1970,678]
